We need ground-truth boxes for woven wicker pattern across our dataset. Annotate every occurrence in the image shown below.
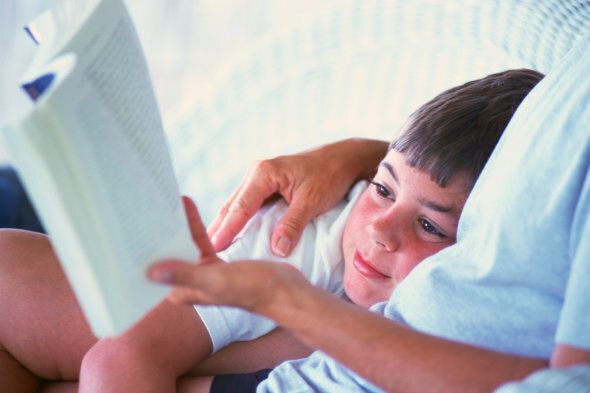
[168,0,590,223]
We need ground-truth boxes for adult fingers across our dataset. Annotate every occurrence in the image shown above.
[209,162,278,251]
[148,260,219,292]
[149,259,239,306]
[148,261,210,305]
[149,259,302,313]
[270,198,317,257]
[206,180,243,241]
[148,259,198,284]
[182,196,216,258]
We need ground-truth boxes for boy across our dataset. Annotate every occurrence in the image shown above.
[0,68,542,393]
[177,68,544,392]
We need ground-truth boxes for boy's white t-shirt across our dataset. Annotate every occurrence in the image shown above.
[195,181,367,352]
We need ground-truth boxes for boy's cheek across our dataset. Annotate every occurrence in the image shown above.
[344,195,374,237]
[342,198,376,262]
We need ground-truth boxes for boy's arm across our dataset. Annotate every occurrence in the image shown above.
[187,327,312,376]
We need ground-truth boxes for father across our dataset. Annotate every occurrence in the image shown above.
[150,32,590,392]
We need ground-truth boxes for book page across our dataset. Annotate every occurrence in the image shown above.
[45,0,197,265]
[77,18,184,264]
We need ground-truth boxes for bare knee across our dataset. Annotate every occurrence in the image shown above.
[80,338,130,375]
[80,338,176,391]
[79,302,209,391]
[80,338,147,384]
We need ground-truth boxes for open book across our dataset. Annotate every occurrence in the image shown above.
[1,0,199,337]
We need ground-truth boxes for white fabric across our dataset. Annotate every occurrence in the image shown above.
[196,181,366,352]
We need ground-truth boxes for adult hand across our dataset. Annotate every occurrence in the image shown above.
[150,259,306,315]
[208,138,388,257]
[150,196,309,315]
[181,195,216,261]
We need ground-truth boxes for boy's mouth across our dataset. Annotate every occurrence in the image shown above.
[353,251,390,280]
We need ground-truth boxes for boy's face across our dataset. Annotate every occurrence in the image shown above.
[341,150,469,307]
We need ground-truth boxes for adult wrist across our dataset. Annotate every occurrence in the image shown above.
[265,272,342,346]
[258,264,320,330]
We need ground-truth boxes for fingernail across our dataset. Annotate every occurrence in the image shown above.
[150,268,173,283]
[274,237,291,257]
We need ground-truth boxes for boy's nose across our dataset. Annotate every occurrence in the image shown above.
[368,209,403,252]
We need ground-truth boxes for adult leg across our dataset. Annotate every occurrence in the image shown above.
[0,229,96,391]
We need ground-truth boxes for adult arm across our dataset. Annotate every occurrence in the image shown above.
[150,209,552,393]
[279,286,590,393]
[150,259,550,393]
[208,138,388,256]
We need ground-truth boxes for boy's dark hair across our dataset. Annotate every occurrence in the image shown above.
[390,69,543,189]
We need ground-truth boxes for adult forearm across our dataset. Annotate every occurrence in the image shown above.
[323,138,389,181]
[271,283,548,393]
[150,234,547,392]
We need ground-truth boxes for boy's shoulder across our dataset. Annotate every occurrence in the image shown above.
[237,180,367,237]
[220,180,368,262]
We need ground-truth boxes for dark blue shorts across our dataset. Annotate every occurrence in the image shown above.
[210,368,272,393]
[0,166,44,233]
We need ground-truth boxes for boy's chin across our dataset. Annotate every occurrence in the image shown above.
[344,284,393,308]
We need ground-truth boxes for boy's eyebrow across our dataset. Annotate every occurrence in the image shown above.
[381,162,399,183]
[380,162,458,217]
[418,198,456,215]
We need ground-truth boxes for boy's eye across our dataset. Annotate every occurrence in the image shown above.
[370,181,393,200]
[418,218,446,239]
